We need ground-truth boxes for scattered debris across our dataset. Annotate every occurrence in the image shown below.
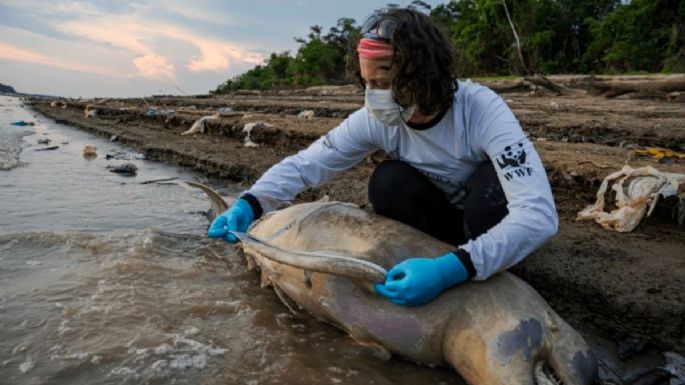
[297,109,315,120]
[107,162,138,176]
[35,146,59,151]
[528,85,542,97]
[634,147,685,163]
[49,101,67,108]
[242,122,272,148]
[146,107,175,117]
[105,151,125,160]
[105,150,146,160]
[84,104,97,118]
[301,84,361,96]
[110,135,118,142]
[576,165,685,232]
[667,91,682,101]
[181,114,219,136]
[37,138,51,145]
[11,120,34,126]
[83,145,97,157]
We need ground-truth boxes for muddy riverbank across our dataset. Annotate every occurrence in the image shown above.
[28,78,685,355]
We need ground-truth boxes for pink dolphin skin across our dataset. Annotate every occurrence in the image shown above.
[191,181,597,385]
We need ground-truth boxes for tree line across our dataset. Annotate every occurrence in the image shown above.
[213,0,685,93]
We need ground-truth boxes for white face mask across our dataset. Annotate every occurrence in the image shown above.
[364,88,416,126]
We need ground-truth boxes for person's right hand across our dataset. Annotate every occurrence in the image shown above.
[207,198,255,243]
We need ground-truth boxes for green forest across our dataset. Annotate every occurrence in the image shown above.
[213,0,685,93]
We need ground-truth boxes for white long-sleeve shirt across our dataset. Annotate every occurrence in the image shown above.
[244,80,558,280]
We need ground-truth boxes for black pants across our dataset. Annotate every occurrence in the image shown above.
[368,160,508,246]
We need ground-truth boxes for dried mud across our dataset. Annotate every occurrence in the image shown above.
[29,79,685,352]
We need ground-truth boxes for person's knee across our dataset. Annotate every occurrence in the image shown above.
[368,160,412,210]
[368,159,466,245]
[463,162,508,238]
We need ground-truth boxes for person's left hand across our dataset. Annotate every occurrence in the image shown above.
[374,252,469,306]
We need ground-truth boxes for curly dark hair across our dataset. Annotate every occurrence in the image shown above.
[349,8,458,116]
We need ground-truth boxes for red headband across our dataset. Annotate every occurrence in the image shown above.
[357,38,393,60]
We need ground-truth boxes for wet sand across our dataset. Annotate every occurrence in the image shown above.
[28,77,685,354]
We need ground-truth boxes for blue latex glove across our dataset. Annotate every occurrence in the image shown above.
[374,252,469,306]
[207,198,255,243]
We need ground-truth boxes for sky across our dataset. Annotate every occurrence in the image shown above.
[0,0,445,98]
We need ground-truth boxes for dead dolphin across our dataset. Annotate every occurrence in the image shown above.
[189,181,597,385]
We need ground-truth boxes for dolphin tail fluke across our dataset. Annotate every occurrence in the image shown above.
[542,321,598,385]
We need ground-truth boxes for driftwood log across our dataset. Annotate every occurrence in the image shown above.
[588,78,685,98]
[524,74,574,95]
[483,75,574,95]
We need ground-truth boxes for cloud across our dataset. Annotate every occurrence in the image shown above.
[0,41,124,78]
[163,2,236,25]
[185,37,264,73]
[132,53,175,78]
[57,13,264,78]
[0,25,132,78]
[1,0,446,97]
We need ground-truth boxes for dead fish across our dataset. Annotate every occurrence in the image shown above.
[35,146,59,151]
[181,114,218,136]
[189,181,597,385]
[107,162,137,176]
[83,145,97,157]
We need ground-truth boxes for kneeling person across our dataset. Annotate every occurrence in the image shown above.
[208,8,558,307]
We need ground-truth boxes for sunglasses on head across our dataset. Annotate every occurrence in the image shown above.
[361,13,399,42]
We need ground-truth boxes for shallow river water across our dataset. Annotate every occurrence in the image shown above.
[0,96,676,385]
[0,96,468,385]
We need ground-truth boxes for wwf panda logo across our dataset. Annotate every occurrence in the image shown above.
[497,142,527,169]
[322,134,338,151]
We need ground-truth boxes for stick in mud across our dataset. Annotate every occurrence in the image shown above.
[139,177,179,185]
